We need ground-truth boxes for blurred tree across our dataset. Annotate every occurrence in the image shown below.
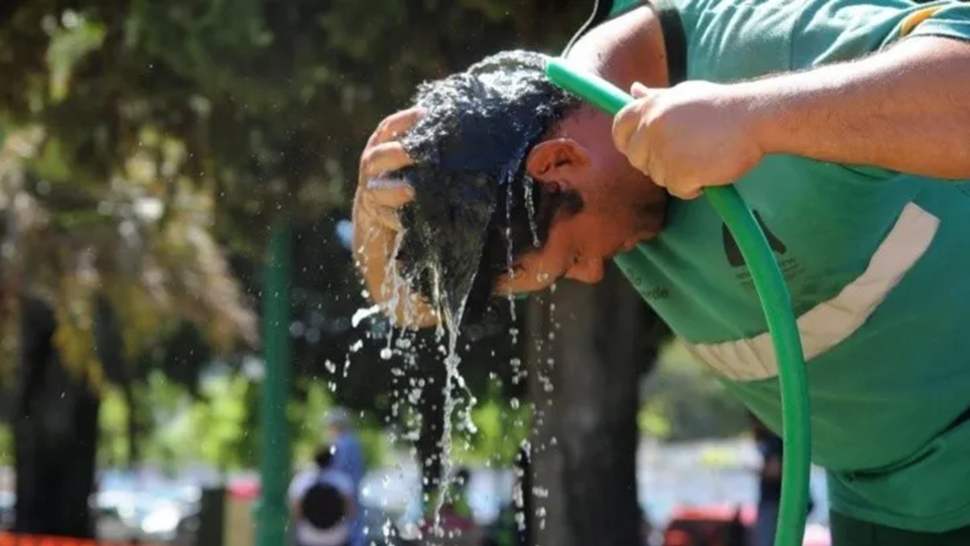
[527,270,670,546]
[639,348,750,443]
[0,0,669,543]
[0,5,257,535]
[0,128,255,538]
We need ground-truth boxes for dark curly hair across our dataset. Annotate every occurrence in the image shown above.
[393,50,582,329]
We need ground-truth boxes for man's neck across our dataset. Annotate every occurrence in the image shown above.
[564,5,671,92]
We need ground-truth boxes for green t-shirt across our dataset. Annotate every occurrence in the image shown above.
[613,0,970,532]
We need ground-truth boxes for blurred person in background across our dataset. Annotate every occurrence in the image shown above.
[483,448,532,546]
[449,467,474,522]
[751,415,783,546]
[750,414,814,546]
[325,408,365,546]
[289,445,356,546]
[422,466,477,540]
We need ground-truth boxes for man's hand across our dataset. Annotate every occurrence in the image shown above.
[612,81,764,199]
[352,107,439,328]
[356,108,421,230]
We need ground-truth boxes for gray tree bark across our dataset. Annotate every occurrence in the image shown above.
[14,300,100,538]
[526,265,668,546]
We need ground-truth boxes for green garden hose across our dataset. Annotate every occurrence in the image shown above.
[545,58,812,546]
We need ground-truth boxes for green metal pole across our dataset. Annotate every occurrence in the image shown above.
[257,221,293,546]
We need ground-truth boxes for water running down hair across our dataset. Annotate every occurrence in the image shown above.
[393,50,582,329]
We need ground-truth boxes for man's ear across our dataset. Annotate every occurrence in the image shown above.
[525,139,592,180]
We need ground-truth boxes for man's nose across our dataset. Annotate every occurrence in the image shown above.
[565,259,605,284]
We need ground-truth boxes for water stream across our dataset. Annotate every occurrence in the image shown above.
[357,50,580,543]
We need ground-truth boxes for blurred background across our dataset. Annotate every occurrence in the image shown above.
[0,1,830,545]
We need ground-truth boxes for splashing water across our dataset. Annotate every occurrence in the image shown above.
[367,50,578,541]
[351,304,381,328]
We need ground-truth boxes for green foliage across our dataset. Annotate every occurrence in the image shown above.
[639,342,749,442]
[290,380,387,470]
[0,424,12,465]
[98,370,395,472]
[454,381,530,467]
[3,0,602,494]
[98,387,128,466]
[98,370,255,470]
[46,11,105,103]
[190,373,257,470]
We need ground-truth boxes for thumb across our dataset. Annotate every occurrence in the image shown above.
[630,82,652,98]
[367,178,416,208]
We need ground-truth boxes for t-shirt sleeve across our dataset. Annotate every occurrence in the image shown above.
[791,0,970,70]
[789,2,970,178]
[673,0,970,81]
[673,0,800,82]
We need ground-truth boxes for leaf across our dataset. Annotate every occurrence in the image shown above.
[46,13,106,103]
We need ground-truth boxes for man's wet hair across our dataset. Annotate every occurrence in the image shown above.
[394,50,582,327]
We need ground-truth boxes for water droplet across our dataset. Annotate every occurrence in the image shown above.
[351,304,380,327]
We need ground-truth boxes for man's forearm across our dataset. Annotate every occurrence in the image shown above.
[740,36,970,179]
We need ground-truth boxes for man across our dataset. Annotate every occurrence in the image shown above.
[325,408,365,546]
[288,445,356,546]
[353,0,970,544]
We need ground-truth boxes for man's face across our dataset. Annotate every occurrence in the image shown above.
[496,109,667,295]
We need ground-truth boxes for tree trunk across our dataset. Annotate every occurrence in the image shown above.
[122,378,140,468]
[13,300,100,538]
[526,266,667,546]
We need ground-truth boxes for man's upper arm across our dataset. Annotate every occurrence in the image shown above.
[791,0,970,69]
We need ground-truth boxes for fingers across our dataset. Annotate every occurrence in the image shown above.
[623,127,656,180]
[369,205,405,231]
[361,179,416,232]
[630,82,652,98]
[613,98,705,201]
[357,109,425,236]
[358,177,415,232]
[613,83,660,152]
[671,185,703,200]
[367,107,427,148]
[361,142,415,179]
[612,101,641,156]
[367,178,415,207]
[358,195,406,231]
